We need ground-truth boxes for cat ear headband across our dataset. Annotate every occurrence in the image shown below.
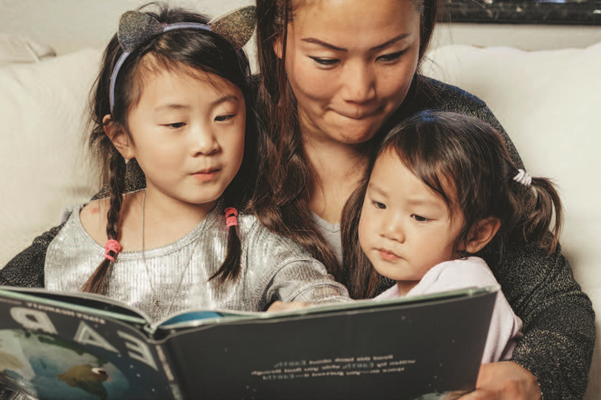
[109,5,256,113]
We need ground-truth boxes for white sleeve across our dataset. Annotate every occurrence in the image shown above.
[408,257,523,363]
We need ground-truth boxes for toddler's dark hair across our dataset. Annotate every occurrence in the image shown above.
[342,110,562,299]
[83,3,258,294]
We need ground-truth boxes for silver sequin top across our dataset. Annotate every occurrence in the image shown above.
[45,204,350,322]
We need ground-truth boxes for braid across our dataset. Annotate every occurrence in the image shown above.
[209,206,242,284]
[209,223,242,284]
[81,149,127,294]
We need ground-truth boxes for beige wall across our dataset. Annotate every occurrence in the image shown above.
[432,22,601,51]
[0,0,253,54]
[2,0,601,55]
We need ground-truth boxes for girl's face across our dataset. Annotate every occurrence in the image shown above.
[280,0,421,145]
[122,67,246,211]
[358,149,465,295]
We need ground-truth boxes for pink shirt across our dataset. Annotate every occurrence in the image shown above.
[376,257,522,364]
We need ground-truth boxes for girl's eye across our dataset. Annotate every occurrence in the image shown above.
[164,122,185,129]
[215,114,235,122]
[377,50,404,62]
[309,56,339,67]
[372,201,386,210]
[412,214,429,222]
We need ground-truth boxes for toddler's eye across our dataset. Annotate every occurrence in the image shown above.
[372,201,386,210]
[164,122,185,129]
[412,214,428,222]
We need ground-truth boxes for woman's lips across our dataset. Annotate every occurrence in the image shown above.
[335,106,382,120]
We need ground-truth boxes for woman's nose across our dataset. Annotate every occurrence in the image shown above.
[341,61,376,105]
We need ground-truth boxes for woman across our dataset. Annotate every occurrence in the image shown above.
[250,0,595,399]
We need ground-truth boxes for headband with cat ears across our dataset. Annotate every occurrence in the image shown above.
[109,5,256,113]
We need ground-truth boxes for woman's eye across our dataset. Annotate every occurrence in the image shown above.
[215,114,235,122]
[372,201,386,210]
[309,56,339,67]
[377,50,404,62]
[412,214,428,222]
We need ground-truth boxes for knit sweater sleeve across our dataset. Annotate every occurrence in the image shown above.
[470,104,524,170]
[0,222,65,288]
[480,233,595,400]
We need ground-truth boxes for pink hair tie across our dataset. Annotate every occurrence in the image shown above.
[225,207,238,228]
[104,239,122,262]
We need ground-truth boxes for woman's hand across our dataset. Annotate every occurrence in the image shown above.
[459,361,541,400]
[266,301,309,312]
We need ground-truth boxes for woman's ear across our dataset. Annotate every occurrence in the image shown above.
[465,217,501,254]
[102,115,135,160]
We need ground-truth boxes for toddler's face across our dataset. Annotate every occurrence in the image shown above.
[125,66,246,211]
[358,149,464,295]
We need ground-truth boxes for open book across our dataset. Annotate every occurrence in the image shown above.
[0,285,498,400]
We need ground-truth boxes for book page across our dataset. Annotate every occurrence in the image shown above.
[162,289,497,400]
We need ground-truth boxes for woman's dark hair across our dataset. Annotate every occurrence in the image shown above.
[250,0,443,283]
[342,110,563,299]
[82,3,259,294]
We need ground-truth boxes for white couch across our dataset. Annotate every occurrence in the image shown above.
[0,39,599,398]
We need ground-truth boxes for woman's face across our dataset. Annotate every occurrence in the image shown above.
[279,0,421,145]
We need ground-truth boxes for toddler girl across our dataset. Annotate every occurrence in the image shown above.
[342,110,562,363]
[0,4,348,323]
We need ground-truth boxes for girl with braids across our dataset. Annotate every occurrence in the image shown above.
[344,110,566,364]
[0,4,349,325]
[250,0,593,398]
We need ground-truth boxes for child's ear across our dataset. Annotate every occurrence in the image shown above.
[465,217,501,254]
[103,115,135,160]
[273,36,283,59]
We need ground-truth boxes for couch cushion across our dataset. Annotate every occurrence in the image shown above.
[0,49,101,267]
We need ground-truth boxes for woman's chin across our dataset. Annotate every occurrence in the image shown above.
[302,113,384,146]
[334,126,380,145]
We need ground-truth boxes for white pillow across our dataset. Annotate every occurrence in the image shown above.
[0,34,56,67]
[0,48,102,267]
[423,42,601,399]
